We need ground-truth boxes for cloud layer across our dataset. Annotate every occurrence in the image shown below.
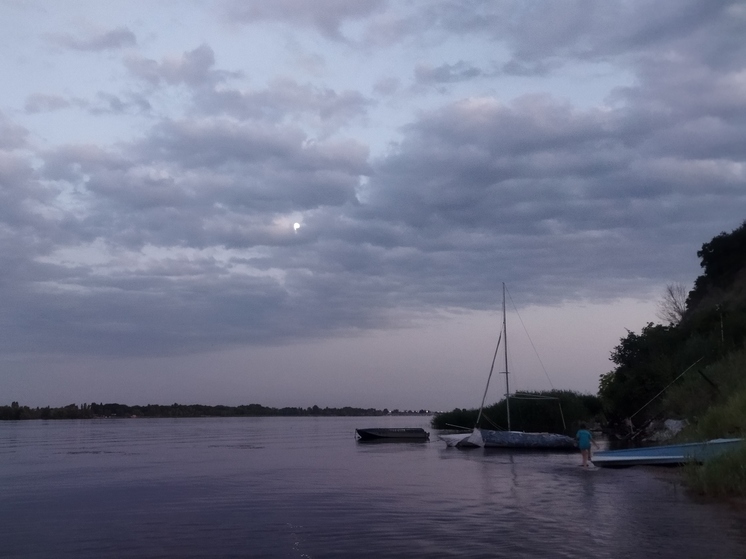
[2,0,745,370]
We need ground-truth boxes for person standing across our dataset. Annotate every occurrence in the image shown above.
[576,423,598,468]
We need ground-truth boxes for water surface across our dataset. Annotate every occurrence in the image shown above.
[1,416,744,558]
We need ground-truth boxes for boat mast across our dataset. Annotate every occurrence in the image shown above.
[503,282,511,431]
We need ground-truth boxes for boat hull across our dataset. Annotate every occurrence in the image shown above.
[440,428,576,450]
[478,429,576,450]
[592,438,743,467]
[355,428,430,441]
[439,430,482,448]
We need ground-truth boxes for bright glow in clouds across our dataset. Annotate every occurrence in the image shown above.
[0,1,745,409]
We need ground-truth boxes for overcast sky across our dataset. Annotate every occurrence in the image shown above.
[1,0,745,411]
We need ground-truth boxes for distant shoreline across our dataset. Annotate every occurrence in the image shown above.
[1,402,433,421]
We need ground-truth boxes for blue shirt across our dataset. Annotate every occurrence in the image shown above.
[576,429,592,450]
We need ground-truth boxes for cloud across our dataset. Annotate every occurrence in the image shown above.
[90,92,152,115]
[0,112,28,149]
[373,77,400,96]
[200,78,371,130]
[39,116,369,253]
[49,26,137,51]
[414,61,483,84]
[224,0,387,40]
[1,0,745,364]
[125,44,233,87]
[353,86,745,304]
[24,94,71,114]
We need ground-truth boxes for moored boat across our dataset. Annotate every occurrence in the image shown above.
[355,427,430,441]
[478,429,576,449]
[591,438,743,467]
[441,283,576,451]
[439,431,481,448]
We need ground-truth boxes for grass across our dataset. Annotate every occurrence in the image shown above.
[684,442,746,498]
[679,384,746,498]
[683,386,746,441]
[663,347,746,423]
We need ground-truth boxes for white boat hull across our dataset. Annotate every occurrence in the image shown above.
[439,429,484,448]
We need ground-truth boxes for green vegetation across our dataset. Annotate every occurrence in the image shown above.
[431,390,602,434]
[684,442,746,498]
[598,220,746,497]
[0,401,428,420]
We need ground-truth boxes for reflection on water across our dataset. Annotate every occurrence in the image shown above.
[1,417,745,558]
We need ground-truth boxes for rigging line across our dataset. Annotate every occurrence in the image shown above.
[475,330,502,428]
[629,357,704,421]
[482,413,505,431]
[505,285,555,390]
[557,399,567,431]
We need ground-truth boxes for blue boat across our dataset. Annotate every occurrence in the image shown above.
[591,438,743,468]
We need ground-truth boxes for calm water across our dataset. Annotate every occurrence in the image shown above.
[1,416,745,559]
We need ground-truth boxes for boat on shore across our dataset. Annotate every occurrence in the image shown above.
[591,438,743,467]
[355,428,430,442]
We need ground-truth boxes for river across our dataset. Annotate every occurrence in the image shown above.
[1,416,744,558]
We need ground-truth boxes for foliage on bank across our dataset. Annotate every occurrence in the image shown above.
[598,220,746,428]
[597,220,746,498]
[431,390,602,434]
[684,441,746,498]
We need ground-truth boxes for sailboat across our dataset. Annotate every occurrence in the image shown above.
[440,283,576,450]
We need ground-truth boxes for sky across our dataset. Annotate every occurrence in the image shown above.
[1,0,745,411]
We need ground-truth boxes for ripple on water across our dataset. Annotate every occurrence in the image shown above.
[1,417,745,559]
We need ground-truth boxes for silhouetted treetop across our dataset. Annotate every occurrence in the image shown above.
[688,220,746,310]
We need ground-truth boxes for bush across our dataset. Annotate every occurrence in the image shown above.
[684,442,746,497]
[431,390,601,434]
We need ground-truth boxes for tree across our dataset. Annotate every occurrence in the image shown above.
[656,283,688,325]
[688,220,746,310]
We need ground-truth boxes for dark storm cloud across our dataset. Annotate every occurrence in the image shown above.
[49,26,137,51]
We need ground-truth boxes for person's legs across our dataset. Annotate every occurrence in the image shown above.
[581,449,589,467]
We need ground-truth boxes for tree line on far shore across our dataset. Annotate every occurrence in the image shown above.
[0,401,430,420]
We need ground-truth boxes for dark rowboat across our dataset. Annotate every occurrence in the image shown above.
[355,428,430,441]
